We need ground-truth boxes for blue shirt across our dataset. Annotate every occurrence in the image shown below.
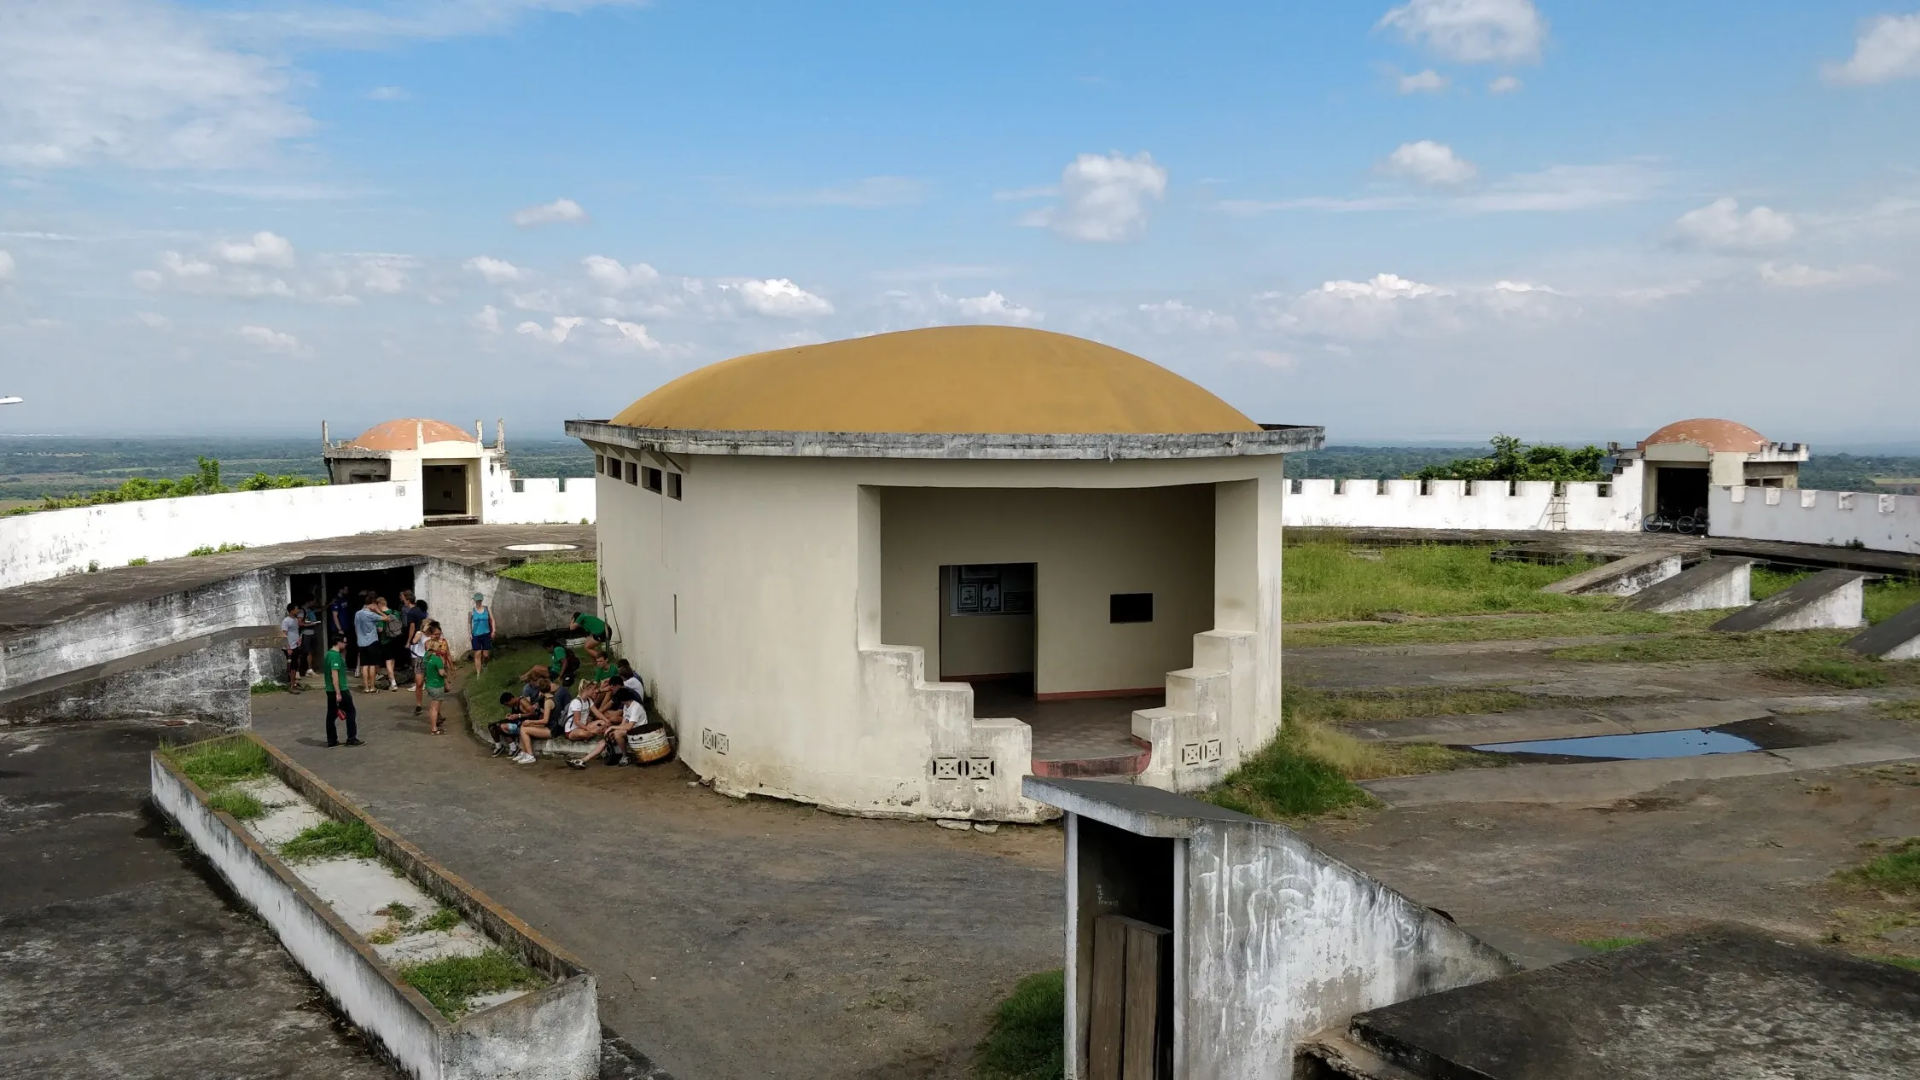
[353,608,381,647]
[471,607,492,635]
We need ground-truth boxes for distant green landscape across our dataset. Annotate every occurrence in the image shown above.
[1288,443,1920,494]
[0,436,596,504]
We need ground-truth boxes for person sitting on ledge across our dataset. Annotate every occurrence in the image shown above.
[556,681,618,769]
[489,689,549,761]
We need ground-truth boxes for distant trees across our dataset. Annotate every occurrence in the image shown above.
[12,456,321,514]
[1409,435,1608,483]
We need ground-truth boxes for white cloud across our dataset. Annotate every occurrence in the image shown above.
[464,255,525,284]
[0,0,311,169]
[1824,13,1920,85]
[366,85,408,100]
[511,198,588,227]
[1398,69,1450,94]
[953,291,1042,324]
[1318,273,1448,301]
[343,254,411,294]
[1758,262,1892,289]
[0,250,13,283]
[1378,0,1548,64]
[1672,197,1796,252]
[214,231,295,267]
[1139,300,1237,333]
[599,318,663,351]
[1020,151,1168,242]
[515,316,585,343]
[1488,74,1523,94]
[724,278,834,318]
[475,305,502,333]
[1381,141,1478,186]
[582,255,659,292]
[1460,162,1662,212]
[136,311,170,329]
[236,324,300,352]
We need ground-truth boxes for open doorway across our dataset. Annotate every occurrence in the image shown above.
[938,563,1036,685]
[422,463,472,517]
[290,566,417,671]
[1652,466,1709,522]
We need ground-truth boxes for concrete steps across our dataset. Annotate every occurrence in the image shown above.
[1541,549,1683,597]
[1621,557,1752,613]
[1711,568,1866,632]
[1846,599,1920,660]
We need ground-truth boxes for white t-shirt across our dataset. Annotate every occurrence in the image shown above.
[281,616,302,649]
[622,700,644,727]
[563,697,592,735]
[622,675,644,697]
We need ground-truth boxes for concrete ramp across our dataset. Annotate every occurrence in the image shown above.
[1621,557,1752,613]
[1846,599,1920,660]
[1712,569,1867,633]
[1542,550,1683,597]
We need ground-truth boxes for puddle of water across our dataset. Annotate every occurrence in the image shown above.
[1471,728,1761,760]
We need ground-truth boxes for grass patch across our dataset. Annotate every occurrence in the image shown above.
[399,949,545,1019]
[1553,629,1854,665]
[377,902,418,923]
[421,906,463,932]
[165,736,272,791]
[465,642,555,728]
[1289,686,1530,725]
[972,970,1063,1080]
[1203,727,1379,819]
[1283,542,1610,623]
[1580,936,1649,952]
[279,818,379,863]
[1875,699,1920,722]
[249,680,286,694]
[206,789,266,820]
[1768,657,1888,688]
[1877,956,1920,972]
[1845,838,1920,893]
[1286,609,1722,647]
[497,559,597,596]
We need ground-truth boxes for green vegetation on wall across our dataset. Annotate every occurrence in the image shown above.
[1410,435,1608,483]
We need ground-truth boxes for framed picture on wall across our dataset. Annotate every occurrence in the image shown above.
[956,582,981,613]
[980,581,1002,613]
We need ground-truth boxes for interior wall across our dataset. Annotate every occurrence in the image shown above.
[937,565,1036,679]
[882,485,1213,696]
[421,462,471,515]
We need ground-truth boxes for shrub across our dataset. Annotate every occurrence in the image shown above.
[207,789,266,820]
[1847,838,1920,893]
[166,737,272,791]
[1769,658,1888,689]
[127,557,149,566]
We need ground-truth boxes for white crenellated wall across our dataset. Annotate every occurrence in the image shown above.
[1711,485,1920,554]
[0,483,423,591]
[1281,460,1645,533]
[479,456,596,524]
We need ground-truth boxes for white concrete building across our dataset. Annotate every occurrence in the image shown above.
[569,326,1322,822]
[1616,417,1808,526]
[323,417,594,525]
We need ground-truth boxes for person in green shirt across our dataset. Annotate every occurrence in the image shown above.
[321,638,360,747]
[571,611,610,664]
[422,647,449,736]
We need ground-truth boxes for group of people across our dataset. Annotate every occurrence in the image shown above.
[487,646,648,769]
[298,589,500,748]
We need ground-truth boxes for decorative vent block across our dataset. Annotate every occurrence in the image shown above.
[1179,742,1204,767]
[701,729,729,755]
[1203,739,1222,763]
[966,757,995,780]
[931,757,963,780]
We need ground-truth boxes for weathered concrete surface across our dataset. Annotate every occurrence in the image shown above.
[1847,598,1920,660]
[1711,568,1867,632]
[0,632,258,728]
[1347,925,1920,1079]
[250,687,1062,1080]
[0,719,400,1080]
[568,418,1323,460]
[1621,557,1752,613]
[1288,526,1920,577]
[153,738,602,1080]
[1346,698,1777,747]
[1027,778,1515,1080]
[1539,550,1682,597]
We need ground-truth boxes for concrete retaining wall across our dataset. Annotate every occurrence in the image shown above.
[0,633,255,727]
[417,562,585,660]
[1711,485,1920,554]
[1283,471,1642,533]
[0,482,423,590]
[151,736,599,1080]
[483,476,596,526]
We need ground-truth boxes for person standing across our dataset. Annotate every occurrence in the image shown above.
[354,596,384,692]
[329,586,354,669]
[469,593,494,676]
[300,595,322,677]
[280,604,307,692]
[375,596,404,692]
[322,637,360,747]
[422,641,449,736]
[409,610,431,715]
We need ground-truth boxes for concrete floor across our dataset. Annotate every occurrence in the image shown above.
[250,686,1064,1080]
[0,719,399,1080]
[967,679,1158,764]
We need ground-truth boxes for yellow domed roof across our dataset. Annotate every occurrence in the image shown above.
[611,326,1260,435]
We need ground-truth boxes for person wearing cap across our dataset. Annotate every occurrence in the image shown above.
[469,592,493,676]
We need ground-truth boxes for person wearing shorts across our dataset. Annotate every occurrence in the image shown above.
[354,597,385,692]
[280,604,308,692]
[470,594,494,676]
[422,649,449,735]
[409,616,431,714]
[571,612,610,664]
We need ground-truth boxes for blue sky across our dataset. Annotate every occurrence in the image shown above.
[3,0,1918,445]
